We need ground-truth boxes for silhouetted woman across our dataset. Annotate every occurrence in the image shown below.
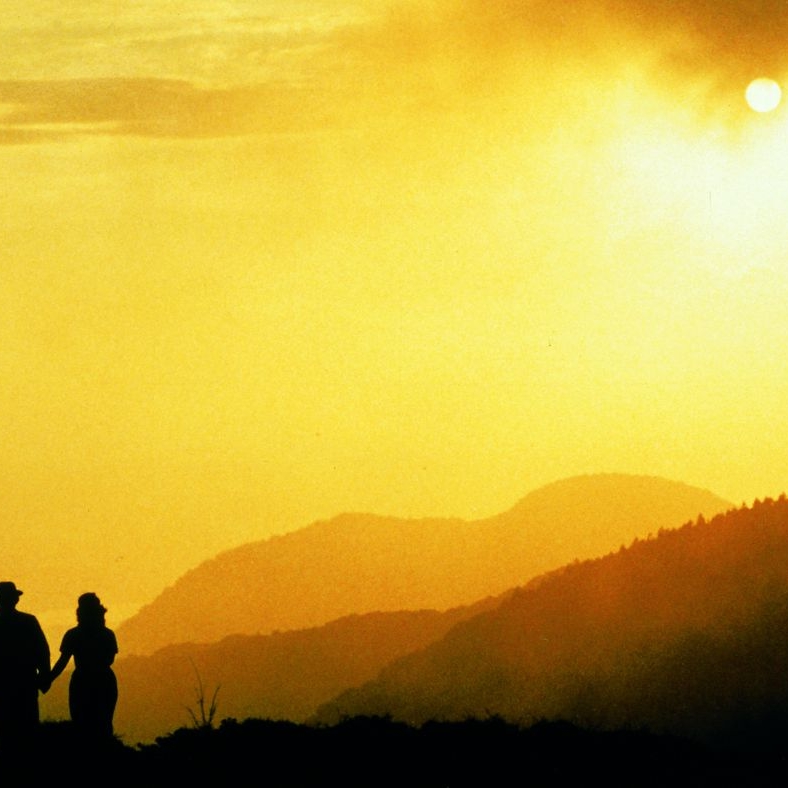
[50,593,118,739]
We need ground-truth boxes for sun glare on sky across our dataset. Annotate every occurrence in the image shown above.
[4,0,788,627]
[745,78,782,112]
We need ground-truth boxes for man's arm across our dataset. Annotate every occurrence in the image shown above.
[33,617,52,693]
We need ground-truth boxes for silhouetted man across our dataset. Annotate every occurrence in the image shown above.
[0,581,51,744]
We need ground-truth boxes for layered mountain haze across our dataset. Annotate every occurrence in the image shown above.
[114,474,732,655]
[41,473,732,745]
[312,496,788,752]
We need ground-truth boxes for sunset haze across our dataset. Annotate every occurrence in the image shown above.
[2,1,787,632]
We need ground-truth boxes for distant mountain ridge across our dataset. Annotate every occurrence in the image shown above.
[311,495,788,752]
[115,474,732,655]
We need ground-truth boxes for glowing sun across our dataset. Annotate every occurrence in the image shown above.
[745,78,782,112]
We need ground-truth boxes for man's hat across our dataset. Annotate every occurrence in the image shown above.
[0,581,23,600]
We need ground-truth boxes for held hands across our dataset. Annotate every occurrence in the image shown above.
[38,672,52,695]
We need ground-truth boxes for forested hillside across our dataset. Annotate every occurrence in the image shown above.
[314,496,788,753]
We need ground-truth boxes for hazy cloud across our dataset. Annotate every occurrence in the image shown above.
[0,78,345,142]
[434,0,788,72]
[2,1,786,142]
[353,0,788,110]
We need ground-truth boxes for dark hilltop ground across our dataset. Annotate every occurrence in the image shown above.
[4,716,788,787]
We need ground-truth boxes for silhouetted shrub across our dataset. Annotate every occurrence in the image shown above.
[7,716,778,787]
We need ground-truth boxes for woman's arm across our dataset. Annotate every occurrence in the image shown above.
[50,650,72,681]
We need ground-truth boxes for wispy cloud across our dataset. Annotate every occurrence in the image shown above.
[0,1,373,83]
[0,3,379,143]
[0,78,346,142]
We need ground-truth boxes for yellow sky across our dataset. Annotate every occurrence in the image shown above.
[3,1,788,632]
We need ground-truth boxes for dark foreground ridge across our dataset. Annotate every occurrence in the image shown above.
[4,716,788,787]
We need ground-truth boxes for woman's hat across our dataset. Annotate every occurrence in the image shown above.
[77,592,107,613]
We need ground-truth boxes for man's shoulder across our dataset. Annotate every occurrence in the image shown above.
[0,610,42,632]
[14,610,43,627]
